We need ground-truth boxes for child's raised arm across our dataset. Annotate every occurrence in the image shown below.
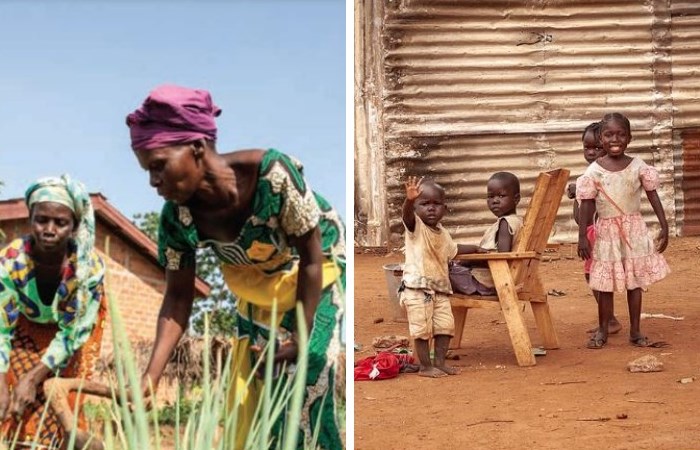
[645,189,669,253]
[402,176,423,232]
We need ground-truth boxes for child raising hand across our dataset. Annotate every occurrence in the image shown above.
[400,176,481,377]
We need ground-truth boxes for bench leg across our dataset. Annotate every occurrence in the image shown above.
[490,260,536,367]
[529,277,559,349]
[450,306,468,349]
[531,301,560,349]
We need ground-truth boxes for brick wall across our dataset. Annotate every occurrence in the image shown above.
[95,222,163,357]
[0,219,165,358]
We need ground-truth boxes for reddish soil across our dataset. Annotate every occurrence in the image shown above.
[354,237,700,450]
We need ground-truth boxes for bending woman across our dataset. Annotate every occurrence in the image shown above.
[126,85,345,449]
[0,175,106,448]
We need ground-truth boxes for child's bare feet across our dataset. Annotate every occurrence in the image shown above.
[419,367,447,378]
[435,365,460,375]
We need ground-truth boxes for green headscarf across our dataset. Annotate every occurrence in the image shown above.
[24,175,98,322]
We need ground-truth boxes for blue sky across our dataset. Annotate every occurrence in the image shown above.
[0,1,345,219]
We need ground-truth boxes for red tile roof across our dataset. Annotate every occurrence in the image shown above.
[0,194,211,297]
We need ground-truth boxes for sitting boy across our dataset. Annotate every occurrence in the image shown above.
[450,172,522,295]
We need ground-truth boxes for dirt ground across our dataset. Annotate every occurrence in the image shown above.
[354,236,700,450]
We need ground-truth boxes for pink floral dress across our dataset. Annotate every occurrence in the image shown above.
[576,157,670,292]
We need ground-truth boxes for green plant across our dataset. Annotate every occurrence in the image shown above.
[156,396,201,427]
[0,270,345,449]
[104,298,313,449]
[82,400,113,423]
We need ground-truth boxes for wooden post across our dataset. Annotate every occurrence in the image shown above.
[489,260,536,366]
[529,276,560,349]
[450,306,467,349]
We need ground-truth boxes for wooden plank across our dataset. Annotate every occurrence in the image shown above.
[450,306,468,349]
[511,173,551,282]
[453,251,538,261]
[513,172,549,253]
[517,292,547,303]
[450,297,501,308]
[529,276,560,349]
[531,302,560,349]
[449,292,546,304]
[488,260,536,367]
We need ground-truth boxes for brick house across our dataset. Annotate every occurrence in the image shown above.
[0,193,210,356]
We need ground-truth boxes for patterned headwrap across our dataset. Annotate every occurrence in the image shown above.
[24,175,98,323]
[125,84,222,151]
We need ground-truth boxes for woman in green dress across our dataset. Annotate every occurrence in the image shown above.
[126,84,345,449]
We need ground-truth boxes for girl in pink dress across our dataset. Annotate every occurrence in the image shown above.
[576,112,670,349]
[568,122,622,335]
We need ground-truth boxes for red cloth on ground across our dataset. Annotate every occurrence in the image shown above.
[354,352,408,381]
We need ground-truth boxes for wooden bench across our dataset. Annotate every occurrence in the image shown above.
[450,168,570,366]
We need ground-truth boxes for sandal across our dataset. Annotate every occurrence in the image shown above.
[586,334,607,349]
[629,336,669,348]
[629,336,650,347]
[547,289,566,297]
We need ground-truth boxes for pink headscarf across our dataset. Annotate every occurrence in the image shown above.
[126,84,222,151]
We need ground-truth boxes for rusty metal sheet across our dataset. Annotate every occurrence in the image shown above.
[356,0,680,246]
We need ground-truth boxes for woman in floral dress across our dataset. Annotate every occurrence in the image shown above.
[0,175,106,448]
[126,84,345,449]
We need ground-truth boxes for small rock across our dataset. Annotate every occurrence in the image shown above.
[373,317,384,324]
[678,377,695,384]
[616,413,628,420]
[532,347,547,356]
[372,335,409,349]
[627,354,664,373]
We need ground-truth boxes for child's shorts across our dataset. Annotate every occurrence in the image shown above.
[584,224,596,274]
[399,286,455,340]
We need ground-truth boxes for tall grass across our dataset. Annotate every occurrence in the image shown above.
[0,301,324,450]
[102,295,313,450]
[2,254,345,450]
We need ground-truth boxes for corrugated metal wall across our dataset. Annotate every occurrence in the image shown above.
[670,2,700,235]
[355,0,695,247]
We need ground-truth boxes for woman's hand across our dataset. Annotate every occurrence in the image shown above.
[10,375,39,417]
[404,176,423,201]
[0,377,9,420]
[9,363,51,417]
[138,373,160,410]
[250,337,298,379]
[656,226,669,253]
[272,340,298,364]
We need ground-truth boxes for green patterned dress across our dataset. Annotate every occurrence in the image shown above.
[158,149,345,449]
